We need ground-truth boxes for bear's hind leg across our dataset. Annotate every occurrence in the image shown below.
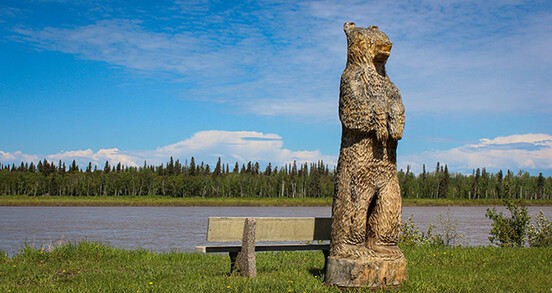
[368,175,402,254]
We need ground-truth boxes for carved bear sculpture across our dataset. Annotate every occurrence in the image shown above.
[330,22,405,259]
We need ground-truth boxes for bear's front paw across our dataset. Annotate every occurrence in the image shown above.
[376,126,389,141]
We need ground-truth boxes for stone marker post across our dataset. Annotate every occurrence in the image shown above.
[232,217,256,278]
[325,22,407,288]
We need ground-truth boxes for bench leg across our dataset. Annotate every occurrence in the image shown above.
[229,251,239,274]
[322,249,330,274]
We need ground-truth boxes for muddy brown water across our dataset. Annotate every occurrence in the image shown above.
[1,206,551,255]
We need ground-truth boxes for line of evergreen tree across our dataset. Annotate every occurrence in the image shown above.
[0,159,550,200]
[0,158,333,198]
[398,163,552,200]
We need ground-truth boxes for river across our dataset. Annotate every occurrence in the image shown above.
[1,206,551,255]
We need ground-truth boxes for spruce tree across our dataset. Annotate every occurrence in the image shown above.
[189,157,196,176]
[213,157,222,177]
[70,160,78,173]
[37,160,44,175]
[168,157,175,175]
[438,164,450,198]
[157,164,165,176]
[537,172,545,199]
[56,160,65,174]
[104,161,111,173]
[48,160,56,175]
[264,163,272,176]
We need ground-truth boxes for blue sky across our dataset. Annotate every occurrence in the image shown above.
[1,0,551,176]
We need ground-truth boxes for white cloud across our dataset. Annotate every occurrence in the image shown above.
[0,151,15,160]
[0,151,39,163]
[45,148,139,167]
[477,134,552,147]
[242,98,336,119]
[6,0,552,119]
[147,130,336,165]
[12,19,231,78]
[0,130,336,168]
[399,133,552,175]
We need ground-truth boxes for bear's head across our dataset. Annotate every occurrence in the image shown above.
[344,22,392,69]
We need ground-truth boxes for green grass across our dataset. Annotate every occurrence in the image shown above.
[1,242,551,292]
[1,195,552,207]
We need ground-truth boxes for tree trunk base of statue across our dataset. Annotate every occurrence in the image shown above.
[325,253,407,288]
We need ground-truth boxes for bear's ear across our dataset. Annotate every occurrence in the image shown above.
[343,22,356,34]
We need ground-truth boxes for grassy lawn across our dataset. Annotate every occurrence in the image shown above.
[1,195,552,207]
[1,242,551,292]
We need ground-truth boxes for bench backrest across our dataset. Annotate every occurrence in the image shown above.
[206,217,331,242]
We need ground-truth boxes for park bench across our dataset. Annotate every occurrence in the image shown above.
[195,217,331,277]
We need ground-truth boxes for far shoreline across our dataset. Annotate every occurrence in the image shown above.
[1,195,551,207]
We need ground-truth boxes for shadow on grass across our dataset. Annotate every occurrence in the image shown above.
[309,267,325,278]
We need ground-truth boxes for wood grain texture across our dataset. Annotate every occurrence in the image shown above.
[326,255,407,288]
[327,22,406,288]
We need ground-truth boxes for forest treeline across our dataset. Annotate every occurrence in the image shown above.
[0,158,551,200]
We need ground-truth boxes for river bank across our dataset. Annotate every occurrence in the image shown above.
[1,195,552,207]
